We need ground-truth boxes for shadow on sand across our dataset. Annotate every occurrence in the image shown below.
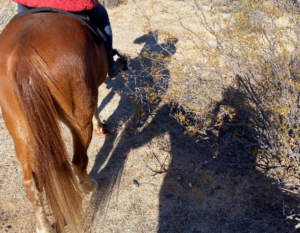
[89,31,299,233]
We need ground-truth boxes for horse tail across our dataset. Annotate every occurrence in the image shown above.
[13,47,85,233]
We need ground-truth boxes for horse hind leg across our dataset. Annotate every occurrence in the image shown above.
[58,109,97,194]
[1,107,55,232]
[19,144,55,232]
[23,172,56,233]
[70,124,98,194]
[54,98,98,195]
[17,145,55,232]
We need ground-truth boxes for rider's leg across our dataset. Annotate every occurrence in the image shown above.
[86,3,123,78]
[17,4,32,13]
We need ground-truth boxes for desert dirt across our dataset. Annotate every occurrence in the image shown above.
[0,0,300,232]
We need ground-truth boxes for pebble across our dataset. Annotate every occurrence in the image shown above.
[131,179,140,188]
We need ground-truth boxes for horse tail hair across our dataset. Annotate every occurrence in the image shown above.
[13,47,85,233]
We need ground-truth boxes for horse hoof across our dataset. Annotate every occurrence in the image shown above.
[94,125,108,135]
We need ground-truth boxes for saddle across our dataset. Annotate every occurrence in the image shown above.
[11,7,128,72]
[10,7,106,43]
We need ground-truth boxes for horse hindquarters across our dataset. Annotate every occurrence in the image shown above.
[0,12,108,233]
[0,39,85,233]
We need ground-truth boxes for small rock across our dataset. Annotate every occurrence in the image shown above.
[131,180,139,188]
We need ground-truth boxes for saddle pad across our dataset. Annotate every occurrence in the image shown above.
[10,7,106,43]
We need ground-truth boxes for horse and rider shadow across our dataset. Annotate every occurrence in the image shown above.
[89,31,299,232]
[88,29,178,210]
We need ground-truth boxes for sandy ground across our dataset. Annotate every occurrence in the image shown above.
[0,0,300,232]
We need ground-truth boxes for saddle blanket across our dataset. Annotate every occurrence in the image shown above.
[10,7,106,43]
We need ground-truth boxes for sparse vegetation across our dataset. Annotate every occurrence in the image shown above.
[123,0,300,225]
[101,0,129,7]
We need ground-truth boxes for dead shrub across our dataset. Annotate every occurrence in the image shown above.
[124,0,300,220]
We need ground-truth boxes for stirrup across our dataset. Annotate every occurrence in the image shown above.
[108,59,125,79]
[112,49,128,71]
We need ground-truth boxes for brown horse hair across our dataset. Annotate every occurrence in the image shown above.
[12,45,86,233]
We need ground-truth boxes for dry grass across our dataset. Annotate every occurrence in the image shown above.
[123,0,300,227]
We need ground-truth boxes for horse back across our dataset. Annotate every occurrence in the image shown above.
[0,12,99,74]
[0,12,107,113]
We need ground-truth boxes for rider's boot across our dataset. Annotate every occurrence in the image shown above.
[107,50,124,79]
[85,4,127,78]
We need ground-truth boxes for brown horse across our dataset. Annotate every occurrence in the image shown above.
[0,12,108,233]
